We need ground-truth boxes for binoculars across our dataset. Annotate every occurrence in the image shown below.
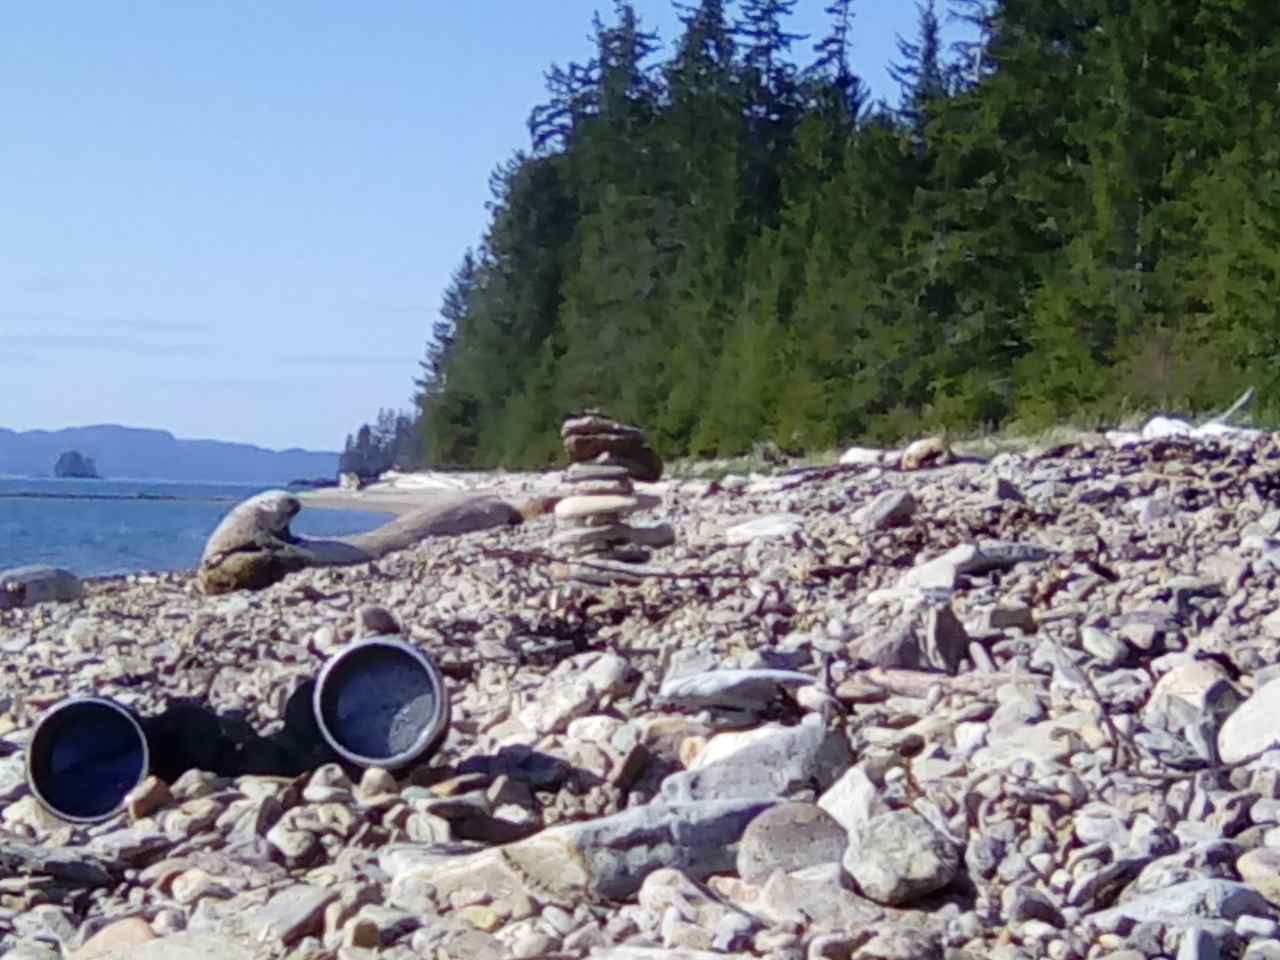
[25,635,451,823]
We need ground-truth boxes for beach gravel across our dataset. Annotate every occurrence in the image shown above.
[7,429,1280,956]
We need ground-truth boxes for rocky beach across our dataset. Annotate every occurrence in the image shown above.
[7,419,1280,959]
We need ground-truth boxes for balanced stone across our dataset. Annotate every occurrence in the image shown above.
[554,494,662,522]
[568,478,635,496]
[560,412,664,482]
[561,415,647,441]
[564,463,635,482]
[551,522,675,550]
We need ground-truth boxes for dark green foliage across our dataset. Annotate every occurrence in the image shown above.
[339,409,419,477]
[405,0,1280,467]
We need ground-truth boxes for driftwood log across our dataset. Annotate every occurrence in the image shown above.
[198,490,522,595]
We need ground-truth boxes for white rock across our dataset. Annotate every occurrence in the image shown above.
[838,447,888,466]
[1219,676,1280,764]
[724,514,803,544]
[1143,416,1193,440]
[554,494,662,521]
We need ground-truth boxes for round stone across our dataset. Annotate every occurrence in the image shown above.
[737,801,849,883]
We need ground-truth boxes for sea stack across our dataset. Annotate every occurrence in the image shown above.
[553,413,674,584]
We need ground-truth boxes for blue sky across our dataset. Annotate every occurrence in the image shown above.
[0,2,961,451]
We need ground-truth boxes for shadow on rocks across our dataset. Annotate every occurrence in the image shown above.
[143,680,341,783]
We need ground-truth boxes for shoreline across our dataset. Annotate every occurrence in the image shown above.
[297,469,566,517]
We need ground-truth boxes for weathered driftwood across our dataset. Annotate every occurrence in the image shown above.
[1200,385,1255,427]
[198,490,522,595]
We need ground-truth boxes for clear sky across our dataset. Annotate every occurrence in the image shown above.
[0,2,958,452]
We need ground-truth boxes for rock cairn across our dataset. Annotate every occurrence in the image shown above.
[552,413,674,584]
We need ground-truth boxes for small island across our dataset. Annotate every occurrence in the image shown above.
[53,450,101,479]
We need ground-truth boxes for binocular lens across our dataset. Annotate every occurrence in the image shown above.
[314,637,448,769]
[27,698,148,822]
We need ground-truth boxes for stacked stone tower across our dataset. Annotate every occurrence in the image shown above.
[552,414,674,582]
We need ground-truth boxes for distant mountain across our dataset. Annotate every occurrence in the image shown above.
[0,424,339,483]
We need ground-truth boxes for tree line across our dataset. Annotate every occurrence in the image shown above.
[351,0,1280,470]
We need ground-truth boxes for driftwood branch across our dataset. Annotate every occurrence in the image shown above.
[1200,386,1255,427]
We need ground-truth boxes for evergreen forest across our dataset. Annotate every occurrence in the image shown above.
[399,0,1280,468]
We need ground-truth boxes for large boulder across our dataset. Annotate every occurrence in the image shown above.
[198,490,522,595]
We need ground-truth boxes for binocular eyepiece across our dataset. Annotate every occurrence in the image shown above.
[26,636,451,823]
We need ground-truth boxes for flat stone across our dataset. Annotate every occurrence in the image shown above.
[501,798,777,901]
[661,719,852,803]
[551,522,674,550]
[658,669,814,724]
[736,802,848,882]
[554,494,662,521]
[564,478,635,496]
[563,431,651,462]
[561,415,646,440]
[899,541,1054,591]
[564,463,635,482]
[724,514,803,544]
[238,884,337,945]
[688,726,786,770]
[839,446,892,466]
[1087,879,1271,929]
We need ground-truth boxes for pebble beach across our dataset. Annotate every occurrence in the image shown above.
[6,426,1280,958]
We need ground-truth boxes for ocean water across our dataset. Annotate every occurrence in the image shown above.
[0,477,393,577]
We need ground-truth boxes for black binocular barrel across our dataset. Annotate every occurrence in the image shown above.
[26,697,150,824]
[26,636,451,822]
[312,635,450,770]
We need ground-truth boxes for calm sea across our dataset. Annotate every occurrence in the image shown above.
[0,477,393,577]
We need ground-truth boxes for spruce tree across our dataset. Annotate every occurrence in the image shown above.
[889,0,947,135]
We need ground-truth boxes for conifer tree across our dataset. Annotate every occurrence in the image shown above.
[889,0,946,134]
